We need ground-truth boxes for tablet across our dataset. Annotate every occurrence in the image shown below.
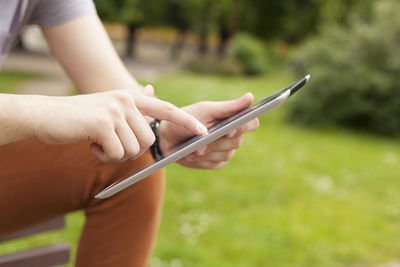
[95,75,310,199]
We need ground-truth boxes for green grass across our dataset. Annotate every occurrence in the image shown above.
[0,71,36,93]
[1,70,400,266]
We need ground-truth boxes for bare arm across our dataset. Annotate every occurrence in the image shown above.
[0,15,207,160]
[41,13,259,168]
[0,94,35,145]
[42,14,140,94]
[0,13,257,167]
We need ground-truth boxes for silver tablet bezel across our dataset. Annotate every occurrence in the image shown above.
[95,75,310,199]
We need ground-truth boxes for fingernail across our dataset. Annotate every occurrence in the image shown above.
[167,103,177,110]
[245,92,253,99]
[144,84,154,96]
[197,123,208,135]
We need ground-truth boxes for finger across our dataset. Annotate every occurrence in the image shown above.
[179,160,228,170]
[89,143,104,159]
[132,84,154,97]
[126,109,155,152]
[205,92,254,120]
[185,150,236,162]
[224,118,259,139]
[97,130,125,162]
[225,129,237,138]
[205,136,243,153]
[236,118,260,135]
[141,84,155,97]
[135,95,208,136]
[193,146,207,157]
[115,122,140,159]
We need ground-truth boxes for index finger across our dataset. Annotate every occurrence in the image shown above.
[136,95,208,136]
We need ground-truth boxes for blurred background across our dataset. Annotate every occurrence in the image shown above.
[1,0,400,266]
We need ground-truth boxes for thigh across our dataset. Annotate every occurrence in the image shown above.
[0,139,158,236]
[76,163,165,267]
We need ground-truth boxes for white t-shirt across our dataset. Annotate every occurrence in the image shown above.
[0,0,96,68]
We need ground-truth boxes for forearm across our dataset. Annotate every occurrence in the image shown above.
[0,94,36,145]
[43,14,140,94]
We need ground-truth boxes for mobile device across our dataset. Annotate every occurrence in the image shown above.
[95,75,310,199]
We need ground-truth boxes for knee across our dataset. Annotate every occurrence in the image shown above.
[130,169,166,218]
[88,153,166,217]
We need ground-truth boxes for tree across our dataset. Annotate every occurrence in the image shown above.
[240,0,373,44]
[94,0,373,62]
[287,0,398,136]
[213,0,243,58]
[178,0,239,58]
[95,0,165,58]
[177,0,215,57]
[163,0,191,61]
[162,0,218,59]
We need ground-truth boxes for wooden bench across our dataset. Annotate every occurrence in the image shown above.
[0,217,70,267]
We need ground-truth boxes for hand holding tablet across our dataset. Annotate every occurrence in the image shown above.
[159,92,256,170]
[95,75,310,199]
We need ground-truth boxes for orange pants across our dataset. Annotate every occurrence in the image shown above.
[0,139,165,267]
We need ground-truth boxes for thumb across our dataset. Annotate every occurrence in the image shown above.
[211,92,254,120]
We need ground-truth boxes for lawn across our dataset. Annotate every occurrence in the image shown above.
[1,70,400,266]
[0,71,35,93]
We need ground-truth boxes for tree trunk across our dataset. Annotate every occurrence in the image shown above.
[230,0,244,33]
[198,27,208,57]
[217,24,230,58]
[217,0,243,58]
[125,24,138,59]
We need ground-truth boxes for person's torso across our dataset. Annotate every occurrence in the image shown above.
[0,0,44,68]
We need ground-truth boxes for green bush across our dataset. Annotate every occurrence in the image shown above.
[287,0,400,136]
[231,33,267,76]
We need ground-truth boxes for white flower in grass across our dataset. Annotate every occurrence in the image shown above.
[377,260,400,267]
[313,175,333,194]
[150,257,163,267]
[293,149,307,163]
[180,210,212,245]
[150,257,182,267]
[306,175,349,199]
[170,259,182,267]
[191,191,204,203]
[180,222,193,236]
[385,205,400,216]
[344,173,360,187]
[383,152,398,165]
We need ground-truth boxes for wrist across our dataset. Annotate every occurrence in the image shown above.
[149,119,163,160]
[16,94,47,140]
[158,121,173,155]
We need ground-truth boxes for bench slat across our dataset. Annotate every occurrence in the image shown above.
[0,243,70,267]
[0,217,65,242]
